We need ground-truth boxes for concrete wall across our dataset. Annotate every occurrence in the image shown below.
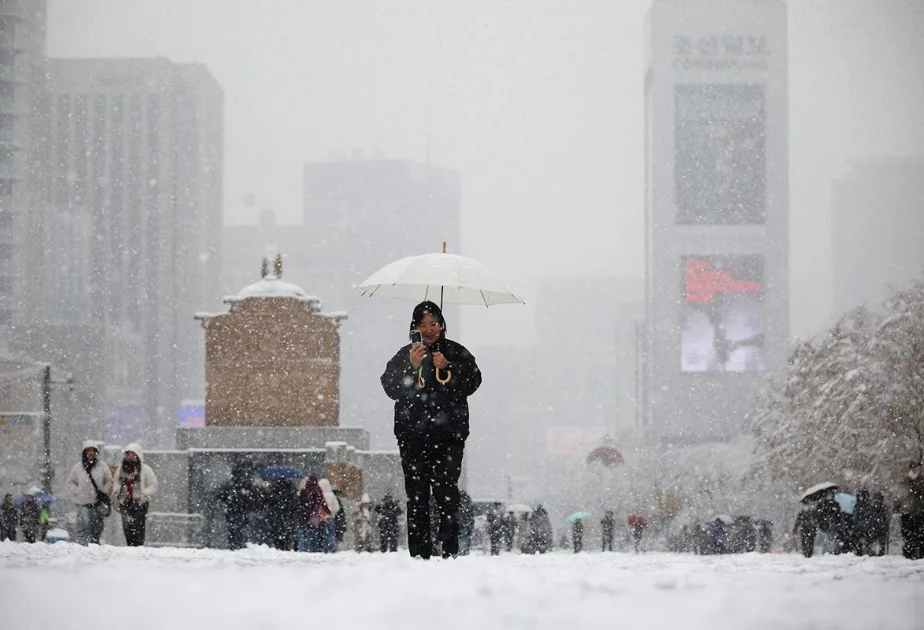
[143,450,190,514]
[177,426,370,451]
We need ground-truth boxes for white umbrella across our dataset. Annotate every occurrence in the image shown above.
[356,243,524,308]
[799,481,838,503]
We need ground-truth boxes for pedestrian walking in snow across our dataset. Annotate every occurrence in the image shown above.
[793,505,817,558]
[516,512,531,553]
[111,443,159,547]
[353,494,378,552]
[18,489,41,543]
[601,510,615,552]
[318,478,340,553]
[756,519,773,553]
[572,518,584,553]
[708,518,727,554]
[381,300,482,559]
[1,493,17,541]
[217,462,264,550]
[65,440,112,545]
[871,491,890,556]
[486,507,504,555]
[853,489,876,555]
[375,493,402,553]
[297,475,327,552]
[896,460,924,560]
[332,485,347,547]
[530,505,553,554]
[66,440,112,545]
[628,514,648,553]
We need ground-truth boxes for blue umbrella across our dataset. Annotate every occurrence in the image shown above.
[14,491,56,505]
[567,511,591,523]
[834,492,857,515]
[256,465,304,480]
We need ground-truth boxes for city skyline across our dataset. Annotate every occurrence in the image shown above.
[46,0,924,349]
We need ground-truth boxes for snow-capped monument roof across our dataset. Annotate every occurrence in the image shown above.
[221,254,323,308]
[234,275,311,300]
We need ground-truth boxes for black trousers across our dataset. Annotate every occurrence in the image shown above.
[121,502,148,547]
[398,436,465,559]
[801,530,816,558]
[901,514,924,560]
[379,523,398,552]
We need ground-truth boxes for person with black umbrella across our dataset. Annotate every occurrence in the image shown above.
[381,300,482,559]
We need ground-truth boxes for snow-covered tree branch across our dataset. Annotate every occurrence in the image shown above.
[750,278,924,489]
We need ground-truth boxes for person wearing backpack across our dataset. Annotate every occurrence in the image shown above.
[65,440,113,545]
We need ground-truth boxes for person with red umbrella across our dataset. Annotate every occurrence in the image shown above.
[628,514,648,553]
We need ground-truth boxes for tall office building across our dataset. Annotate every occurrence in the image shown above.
[643,0,789,442]
[303,158,461,447]
[46,58,223,445]
[831,157,924,316]
[0,0,47,327]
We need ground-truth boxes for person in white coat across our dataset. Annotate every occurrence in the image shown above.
[111,442,158,546]
[65,440,113,545]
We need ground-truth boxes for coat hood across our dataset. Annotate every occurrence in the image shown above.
[123,442,144,464]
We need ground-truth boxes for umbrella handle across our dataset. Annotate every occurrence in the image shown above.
[436,368,451,384]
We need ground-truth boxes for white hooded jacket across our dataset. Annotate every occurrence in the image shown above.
[318,478,340,516]
[111,442,159,508]
[65,440,113,507]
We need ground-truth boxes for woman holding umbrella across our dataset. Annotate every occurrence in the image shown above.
[381,300,482,559]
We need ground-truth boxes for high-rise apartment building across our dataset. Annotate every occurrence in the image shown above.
[643,0,789,442]
[45,58,223,445]
[0,0,47,326]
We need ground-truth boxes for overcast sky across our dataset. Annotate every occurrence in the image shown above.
[48,0,924,345]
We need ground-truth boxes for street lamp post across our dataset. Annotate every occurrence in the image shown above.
[41,365,52,494]
[39,365,74,496]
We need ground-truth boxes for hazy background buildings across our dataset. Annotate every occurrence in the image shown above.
[0,1,921,500]
[831,157,924,316]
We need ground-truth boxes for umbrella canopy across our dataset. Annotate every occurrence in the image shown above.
[800,481,838,503]
[628,514,648,528]
[13,491,55,505]
[256,465,305,480]
[586,445,625,467]
[356,247,524,308]
[506,503,533,514]
[567,511,591,523]
[834,492,857,515]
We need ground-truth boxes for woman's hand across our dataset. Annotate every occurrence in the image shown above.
[431,352,449,370]
[409,344,427,369]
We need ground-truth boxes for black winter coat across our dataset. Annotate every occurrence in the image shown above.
[381,338,482,441]
[376,497,403,528]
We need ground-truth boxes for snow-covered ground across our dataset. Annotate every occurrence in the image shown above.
[2,542,922,630]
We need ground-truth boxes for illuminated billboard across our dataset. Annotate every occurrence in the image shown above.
[681,256,764,372]
[674,84,766,224]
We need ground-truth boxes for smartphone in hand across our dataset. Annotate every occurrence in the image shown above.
[409,330,423,344]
